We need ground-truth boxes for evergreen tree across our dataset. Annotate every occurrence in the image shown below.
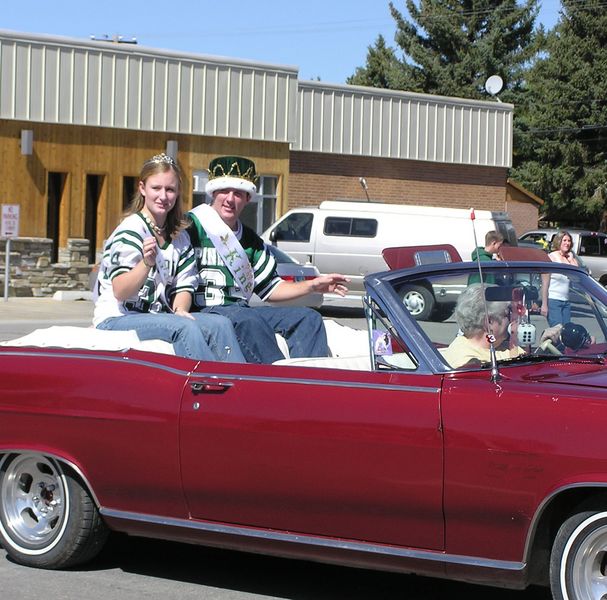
[347,35,406,89]
[349,1,540,99]
[511,0,607,226]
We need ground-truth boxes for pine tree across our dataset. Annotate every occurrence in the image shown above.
[511,0,607,226]
[349,1,540,99]
[347,35,406,89]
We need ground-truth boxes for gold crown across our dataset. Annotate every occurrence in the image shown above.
[208,156,258,185]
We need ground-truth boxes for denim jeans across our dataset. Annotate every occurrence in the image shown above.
[548,298,571,327]
[97,312,245,362]
[200,303,328,363]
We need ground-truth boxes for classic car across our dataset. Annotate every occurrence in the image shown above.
[3,256,607,600]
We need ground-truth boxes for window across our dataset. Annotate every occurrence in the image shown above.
[239,175,278,233]
[579,235,607,257]
[365,297,417,371]
[122,176,137,211]
[324,217,378,237]
[274,212,313,242]
[192,170,209,208]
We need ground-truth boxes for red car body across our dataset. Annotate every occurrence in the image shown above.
[2,256,607,600]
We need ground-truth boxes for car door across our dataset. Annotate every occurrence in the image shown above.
[179,363,444,551]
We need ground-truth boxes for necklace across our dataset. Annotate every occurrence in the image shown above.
[141,212,166,236]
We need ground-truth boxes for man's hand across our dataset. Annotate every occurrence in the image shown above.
[310,274,350,297]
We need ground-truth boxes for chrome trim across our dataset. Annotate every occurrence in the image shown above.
[101,508,524,572]
[0,349,194,377]
[1,349,439,393]
[0,448,102,508]
[189,371,440,394]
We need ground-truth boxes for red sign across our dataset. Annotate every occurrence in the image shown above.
[1,204,20,238]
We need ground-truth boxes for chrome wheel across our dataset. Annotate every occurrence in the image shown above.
[0,454,68,554]
[551,511,607,600]
[0,453,108,569]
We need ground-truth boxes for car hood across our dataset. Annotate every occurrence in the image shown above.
[523,362,607,389]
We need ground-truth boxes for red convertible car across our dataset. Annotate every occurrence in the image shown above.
[2,257,607,600]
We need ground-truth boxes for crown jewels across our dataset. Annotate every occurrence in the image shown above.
[146,153,176,167]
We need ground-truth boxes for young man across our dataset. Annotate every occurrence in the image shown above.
[468,230,504,284]
[187,156,349,363]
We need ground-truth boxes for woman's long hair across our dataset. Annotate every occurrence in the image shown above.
[124,154,188,238]
[551,230,572,252]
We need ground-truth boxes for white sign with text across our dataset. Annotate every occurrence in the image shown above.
[1,204,20,238]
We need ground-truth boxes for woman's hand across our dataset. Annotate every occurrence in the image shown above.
[142,237,158,268]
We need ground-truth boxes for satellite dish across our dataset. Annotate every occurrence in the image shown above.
[485,75,504,97]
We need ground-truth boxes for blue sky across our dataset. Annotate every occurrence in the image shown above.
[3,1,561,84]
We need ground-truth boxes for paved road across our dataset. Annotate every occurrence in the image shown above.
[0,296,94,342]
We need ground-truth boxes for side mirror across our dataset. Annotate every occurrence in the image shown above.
[269,229,277,246]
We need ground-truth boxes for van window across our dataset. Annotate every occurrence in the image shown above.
[274,213,313,242]
[324,217,378,238]
[579,235,607,257]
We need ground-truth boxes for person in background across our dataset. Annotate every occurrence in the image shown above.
[468,230,504,284]
[187,155,349,363]
[93,153,245,363]
[543,230,580,327]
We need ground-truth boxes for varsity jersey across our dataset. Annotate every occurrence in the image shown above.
[93,213,197,326]
[187,207,283,307]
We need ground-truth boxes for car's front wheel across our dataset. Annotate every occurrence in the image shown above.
[550,510,607,600]
[0,453,108,569]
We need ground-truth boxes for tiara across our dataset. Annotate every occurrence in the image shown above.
[146,153,176,167]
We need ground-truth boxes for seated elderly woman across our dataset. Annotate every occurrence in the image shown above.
[440,283,561,369]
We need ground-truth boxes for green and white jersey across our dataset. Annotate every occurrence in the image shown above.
[188,207,282,307]
[93,213,197,326]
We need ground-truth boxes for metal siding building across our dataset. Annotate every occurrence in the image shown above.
[295,81,512,168]
[0,31,299,141]
[0,29,522,262]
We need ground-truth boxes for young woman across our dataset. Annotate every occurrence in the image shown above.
[93,153,245,362]
[546,230,579,327]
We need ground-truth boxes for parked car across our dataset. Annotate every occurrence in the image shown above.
[250,244,323,308]
[519,228,607,284]
[4,256,607,600]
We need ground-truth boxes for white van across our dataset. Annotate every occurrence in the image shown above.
[262,200,517,296]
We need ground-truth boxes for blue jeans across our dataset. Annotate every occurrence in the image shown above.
[548,298,571,327]
[97,312,245,362]
[200,304,328,363]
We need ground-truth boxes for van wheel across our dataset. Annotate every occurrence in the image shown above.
[400,285,434,320]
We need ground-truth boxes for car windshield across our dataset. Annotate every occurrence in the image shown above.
[384,263,607,370]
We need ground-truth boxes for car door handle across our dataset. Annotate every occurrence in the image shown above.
[190,380,233,394]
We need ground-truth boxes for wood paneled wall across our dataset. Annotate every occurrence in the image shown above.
[1,119,290,253]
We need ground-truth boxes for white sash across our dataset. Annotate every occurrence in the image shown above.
[194,204,255,300]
